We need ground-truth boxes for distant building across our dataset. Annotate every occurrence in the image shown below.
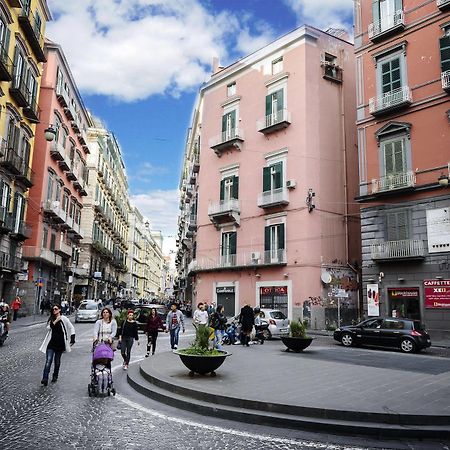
[354,0,450,339]
[176,26,359,328]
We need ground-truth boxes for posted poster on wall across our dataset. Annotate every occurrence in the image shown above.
[367,284,380,316]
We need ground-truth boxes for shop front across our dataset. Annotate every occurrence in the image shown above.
[387,287,421,320]
[216,286,236,317]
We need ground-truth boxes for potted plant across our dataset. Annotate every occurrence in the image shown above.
[175,325,231,377]
[280,320,313,352]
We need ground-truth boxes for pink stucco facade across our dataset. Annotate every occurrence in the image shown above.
[182,26,359,327]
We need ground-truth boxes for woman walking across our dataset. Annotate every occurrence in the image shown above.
[93,307,117,345]
[39,304,75,386]
[118,310,139,370]
[209,304,227,350]
[145,308,164,356]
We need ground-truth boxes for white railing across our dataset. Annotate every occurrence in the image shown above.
[368,10,404,39]
[188,249,287,272]
[209,128,244,148]
[208,199,240,216]
[371,170,415,193]
[257,187,289,207]
[437,0,450,7]
[257,109,291,131]
[441,70,450,90]
[369,86,412,114]
[371,240,424,260]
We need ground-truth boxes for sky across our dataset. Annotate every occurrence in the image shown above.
[45,0,354,256]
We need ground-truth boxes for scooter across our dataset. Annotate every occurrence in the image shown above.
[0,315,8,346]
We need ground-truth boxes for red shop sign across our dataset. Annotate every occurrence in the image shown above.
[260,286,288,296]
[424,280,450,309]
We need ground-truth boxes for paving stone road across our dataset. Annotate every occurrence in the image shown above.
[1,319,449,450]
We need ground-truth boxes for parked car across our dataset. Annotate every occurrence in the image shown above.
[75,300,101,323]
[259,309,290,339]
[333,317,431,353]
[134,304,168,332]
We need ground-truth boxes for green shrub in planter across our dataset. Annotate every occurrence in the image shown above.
[177,324,222,356]
[289,319,309,338]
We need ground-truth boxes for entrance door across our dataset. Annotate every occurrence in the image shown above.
[216,292,235,318]
[388,288,421,320]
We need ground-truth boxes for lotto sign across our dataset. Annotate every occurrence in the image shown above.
[424,280,450,308]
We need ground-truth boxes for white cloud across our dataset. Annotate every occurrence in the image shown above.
[46,0,274,102]
[284,0,353,31]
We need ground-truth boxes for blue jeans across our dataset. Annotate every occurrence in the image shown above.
[43,348,62,381]
[214,330,224,350]
[169,327,180,349]
[120,336,134,364]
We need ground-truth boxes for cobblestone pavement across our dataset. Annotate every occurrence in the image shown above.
[0,321,448,450]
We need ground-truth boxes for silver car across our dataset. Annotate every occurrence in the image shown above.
[75,300,101,323]
[259,309,290,338]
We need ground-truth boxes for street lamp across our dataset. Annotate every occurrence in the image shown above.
[438,173,449,187]
[44,126,57,142]
[69,247,82,311]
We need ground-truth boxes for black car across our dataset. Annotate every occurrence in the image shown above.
[134,305,168,332]
[333,317,431,353]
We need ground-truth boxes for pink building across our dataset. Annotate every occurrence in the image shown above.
[20,40,90,308]
[177,26,360,329]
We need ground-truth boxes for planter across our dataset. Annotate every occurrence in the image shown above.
[174,350,231,376]
[280,336,313,352]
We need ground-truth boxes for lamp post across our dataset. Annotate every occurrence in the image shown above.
[69,247,81,312]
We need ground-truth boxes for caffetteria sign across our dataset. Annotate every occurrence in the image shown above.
[424,280,450,309]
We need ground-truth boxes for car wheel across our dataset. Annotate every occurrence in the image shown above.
[400,338,415,353]
[262,329,271,340]
[341,333,353,347]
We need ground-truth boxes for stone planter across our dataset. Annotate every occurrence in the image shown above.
[280,336,313,352]
[174,350,231,376]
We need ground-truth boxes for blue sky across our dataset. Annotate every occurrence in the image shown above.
[45,0,353,253]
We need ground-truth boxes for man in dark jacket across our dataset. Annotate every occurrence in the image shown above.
[239,304,254,347]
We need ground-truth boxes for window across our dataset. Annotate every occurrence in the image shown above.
[382,138,406,177]
[264,223,285,263]
[12,47,25,89]
[34,10,42,35]
[440,27,450,76]
[0,180,10,219]
[227,82,236,97]
[221,231,236,265]
[0,17,10,55]
[381,57,401,95]
[46,172,55,201]
[220,175,238,201]
[272,57,283,75]
[265,89,284,123]
[386,210,410,241]
[372,0,402,31]
[221,110,236,141]
[42,225,48,248]
[27,70,37,107]
[263,162,283,192]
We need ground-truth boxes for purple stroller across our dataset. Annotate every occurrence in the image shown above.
[88,342,116,397]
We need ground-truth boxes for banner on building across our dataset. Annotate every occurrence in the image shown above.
[424,280,450,309]
[260,286,288,296]
[367,283,379,316]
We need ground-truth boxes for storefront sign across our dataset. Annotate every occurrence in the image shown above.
[387,288,419,299]
[216,286,235,294]
[424,280,450,308]
[367,284,379,316]
[260,286,288,296]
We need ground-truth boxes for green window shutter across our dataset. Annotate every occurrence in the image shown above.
[230,232,237,255]
[230,110,236,131]
[220,179,225,201]
[12,47,18,81]
[372,0,380,25]
[263,167,271,192]
[221,234,226,256]
[264,226,271,251]
[275,89,284,111]
[4,28,10,58]
[386,211,409,241]
[440,36,450,73]
[19,195,25,221]
[265,94,272,116]
[393,140,405,173]
[232,175,239,199]
[277,224,285,249]
[384,142,394,175]
[221,114,227,133]
[273,162,283,189]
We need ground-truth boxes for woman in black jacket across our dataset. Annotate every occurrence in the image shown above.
[210,304,227,350]
[239,304,254,347]
[118,310,139,370]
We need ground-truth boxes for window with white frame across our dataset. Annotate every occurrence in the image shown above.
[227,82,236,97]
[440,26,450,79]
[220,175,239,202]
[272,57,283,75]
[221,109,237,141]
[265,88,285,124]
[382,138,406,177]
[221,231,236,266]
[0,16,10,55]
[372,0,402,32]
[263,162,283,193]
[264,221,285,263]
[0,180,10,220]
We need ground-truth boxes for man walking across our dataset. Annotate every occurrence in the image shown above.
[165,303,185,351]
[11,296,22,321]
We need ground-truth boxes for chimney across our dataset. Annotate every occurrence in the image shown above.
[212,57,220,74]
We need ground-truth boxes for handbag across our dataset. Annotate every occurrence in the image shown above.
[116,340,121,350]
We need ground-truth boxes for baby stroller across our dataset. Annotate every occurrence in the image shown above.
[222,322,239,345]
[88,342,116,397]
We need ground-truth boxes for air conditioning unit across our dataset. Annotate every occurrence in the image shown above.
[286,180,296,189]
[251,251,260,262]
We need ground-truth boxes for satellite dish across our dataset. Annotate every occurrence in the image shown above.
[321,272,332,284]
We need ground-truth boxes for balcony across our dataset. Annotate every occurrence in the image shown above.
[208,199,240,227]
[369,86,412,116]
[0,251,20,272]
[9,76,28,107]
[50,141,66,162]
[18,6,46,62]
[209,128,244,155]
[68,221,83,239]
[16,162,35,188]
[42,200,67,224]
[58,155,71,171]
[22,95,39,123]
[0,145,22,174]
[188,215,197,231]
[71,120,80,134]
[368,10,405,42]
[258,187,289,208]
[322,61,343,83]
[0,42,13,82]
[442,70,450,92]
[188,249,287,273]
[0,207,13,234]
[54,239,72,258]
[6,0,22,7]
[22,246,62,267]
[371,239,425,261]
[66,165,77,181]
[56,83,69,108]
[10,220,32,241]
[257,109,291,134]
[192,152,200,173]
[437,0,450,10]
[371,171,416,194]
[64,103,76,121]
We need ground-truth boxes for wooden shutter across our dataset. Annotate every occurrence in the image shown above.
[386,210,409,241]
[230,232,237,255]
[265,94,272,116]
[232,175,239,199]
[4,28,10,60]
[221,114,227,133]
[264,226,271,251]
[220,179,225,201]
[230,110,236,131]
[263,167,271,192]
[440,36,450,73]
[372,0,380,25]
[273,162,283,189]
[393,140,405,173]
[277,224,285,249]
[275,89,284,112]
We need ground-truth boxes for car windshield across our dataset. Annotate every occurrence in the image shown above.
[79,303,97,310]
[270,311,286,320]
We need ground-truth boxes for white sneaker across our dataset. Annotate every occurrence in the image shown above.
[174,345,177,350]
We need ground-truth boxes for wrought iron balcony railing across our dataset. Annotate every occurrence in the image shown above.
[369,86,412,116]
[371,171,416,193]
[368,10,405,40]
[441,70,450,91]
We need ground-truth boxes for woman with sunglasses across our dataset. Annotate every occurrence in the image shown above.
[39,304,75,386]
[93,307,117,346]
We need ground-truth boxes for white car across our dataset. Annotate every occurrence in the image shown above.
[259,309,290,338]
[75,300,101,323]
